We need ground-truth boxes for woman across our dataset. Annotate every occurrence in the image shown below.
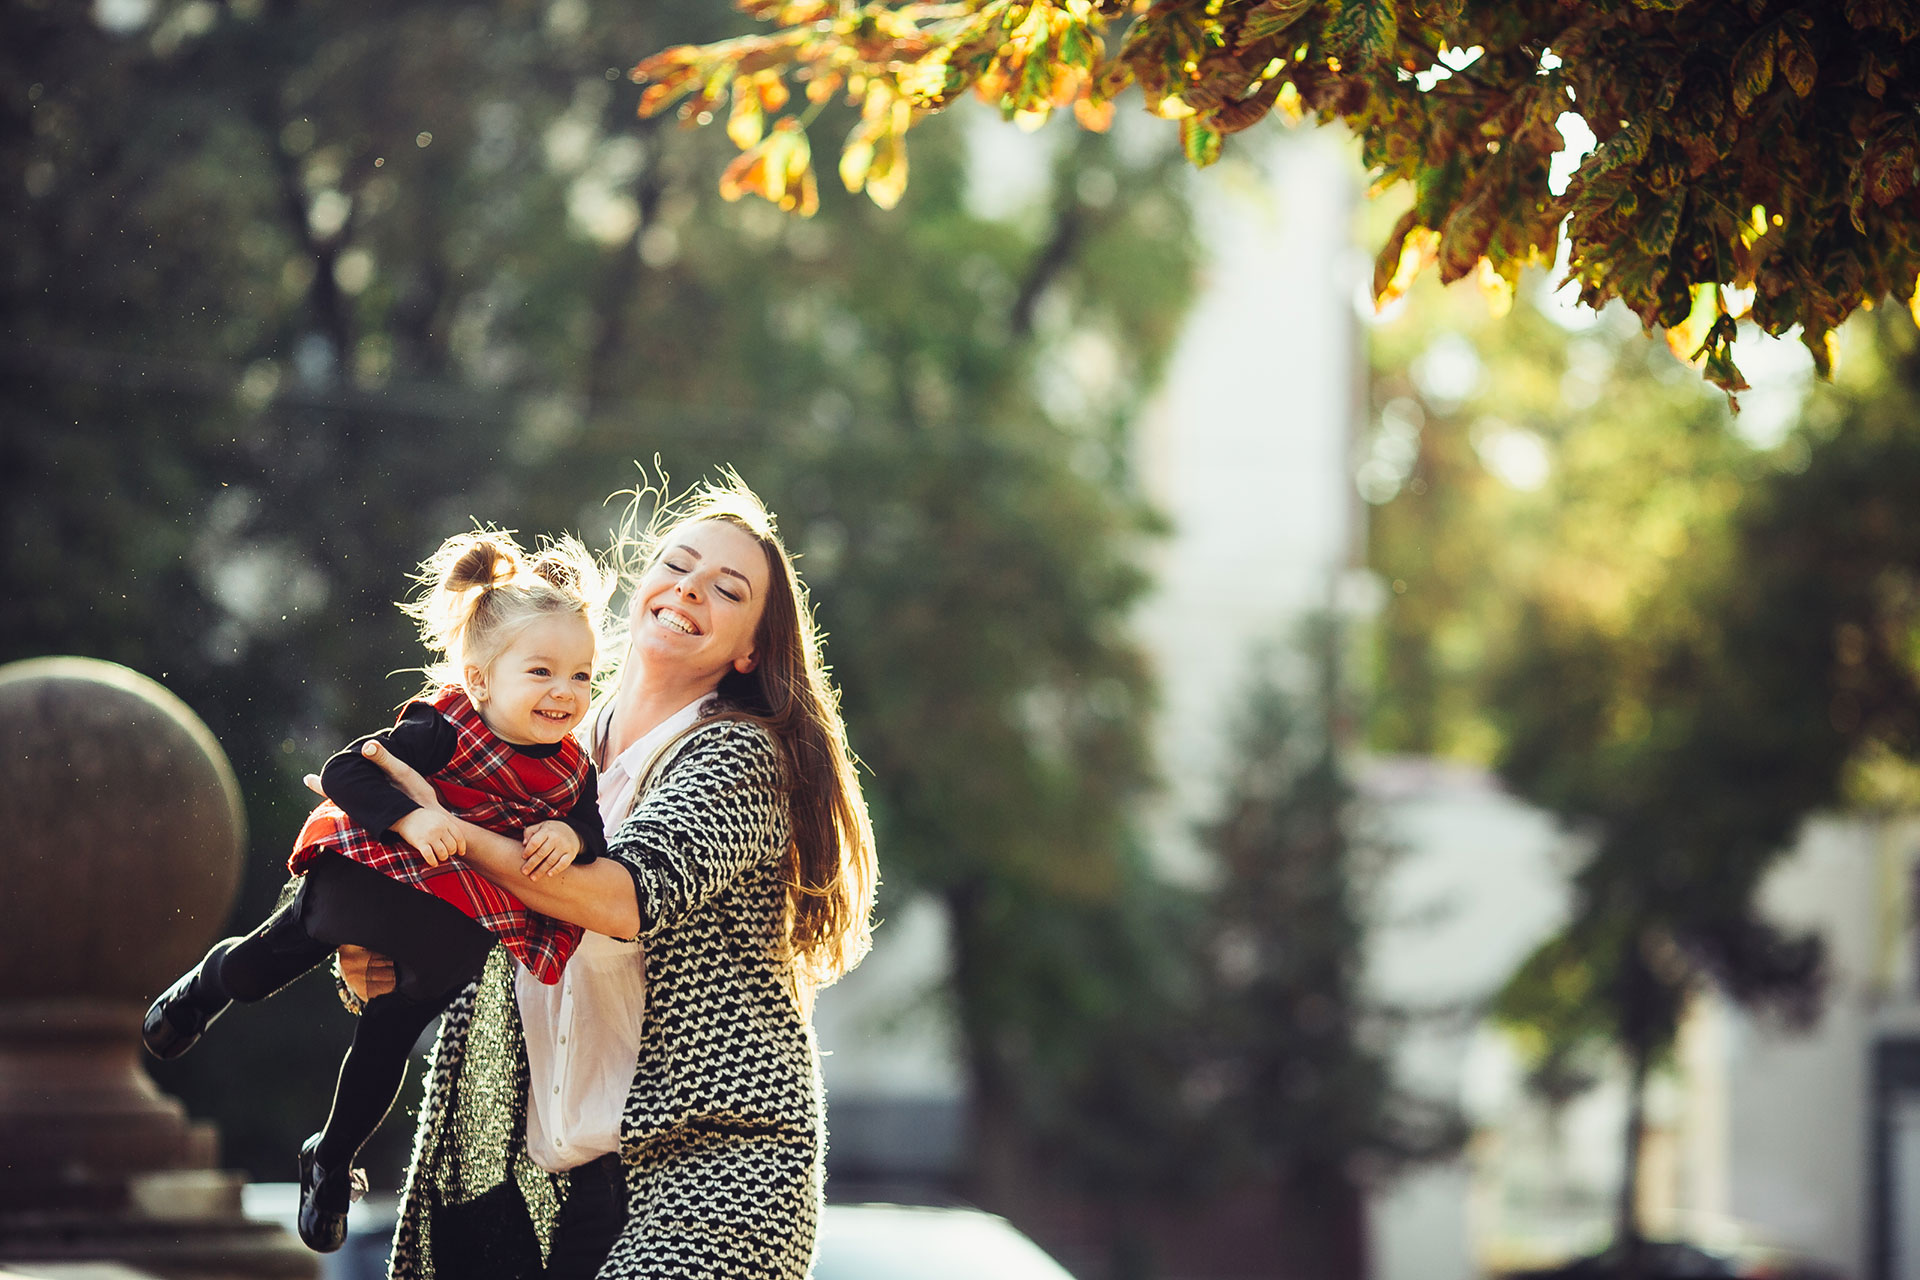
[336,477,876,1280]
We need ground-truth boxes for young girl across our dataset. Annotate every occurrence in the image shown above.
[141,529,613,1254]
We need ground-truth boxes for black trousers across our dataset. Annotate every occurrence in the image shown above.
[543,1152,628,1280]
[200,853,497,1169]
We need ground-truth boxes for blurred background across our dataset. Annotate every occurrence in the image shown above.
[7,1,1919,1278]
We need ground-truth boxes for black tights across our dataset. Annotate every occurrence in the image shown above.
[190,854,495,1172]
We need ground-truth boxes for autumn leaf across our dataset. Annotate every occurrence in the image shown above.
[1438,176,1498,284]
[1237,0,1317,48]
[727,77,766,149]
[1863,118,1918,206]
[1372,206,1419,302]
[636,0,1920,394]
[720,118,819,216]
[1730,26,1774,115]
[1639,191,1686,259]
[1585,118,1651,181]
[1323,0,1396,69]
[865,128,911,209]
[1181,115,1224,167]
[1074,94,1117,130]
[1664,283,1719,364]
[1776,27,1817,97]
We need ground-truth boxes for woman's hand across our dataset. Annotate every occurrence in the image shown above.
[337,945,398,1004]
[302,740,441,811]
[355,739,441,807]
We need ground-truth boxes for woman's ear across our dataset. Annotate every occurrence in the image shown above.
[733,651,757,675]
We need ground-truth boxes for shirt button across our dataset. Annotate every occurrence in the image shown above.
[553,1086,560,1095]
[559,1035,567,1045]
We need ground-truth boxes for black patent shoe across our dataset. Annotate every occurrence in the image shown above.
[141,964,229,1061]
[296,1134,365,1253]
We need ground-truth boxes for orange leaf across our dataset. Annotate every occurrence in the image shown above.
[1074,94,1116,131]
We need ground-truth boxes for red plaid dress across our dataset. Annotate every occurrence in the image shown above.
[289,686,586,984]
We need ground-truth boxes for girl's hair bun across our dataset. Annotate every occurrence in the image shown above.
[441,535,519,595]
[527,550,581,594]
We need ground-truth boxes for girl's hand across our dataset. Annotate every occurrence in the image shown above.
[521,820,581,879]
[393,807,465,866]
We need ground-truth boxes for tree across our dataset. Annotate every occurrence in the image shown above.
[1365,266,1812,1258]
[1364,257,1920,1258]
[5,0,1201,1224]
[1188,619,1461,1279]
[633,0,1920,395]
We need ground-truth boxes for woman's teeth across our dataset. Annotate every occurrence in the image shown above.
[656,609,696,635]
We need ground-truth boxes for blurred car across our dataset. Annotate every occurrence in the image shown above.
[813,1203,1079,1280]
[244,1187,1079,1280]
[1504,1239,1845,1280]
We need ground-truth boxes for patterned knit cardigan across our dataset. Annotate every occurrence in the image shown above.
[388,718,826,1280]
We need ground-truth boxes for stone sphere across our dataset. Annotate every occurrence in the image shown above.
[0,657,245,1004]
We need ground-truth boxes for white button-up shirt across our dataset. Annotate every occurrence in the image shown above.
[518,693,715,1172]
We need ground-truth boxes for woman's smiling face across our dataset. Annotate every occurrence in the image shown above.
[629,518,769,687]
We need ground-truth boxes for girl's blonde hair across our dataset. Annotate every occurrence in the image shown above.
[402,529,614,698]
[609,471,877,992]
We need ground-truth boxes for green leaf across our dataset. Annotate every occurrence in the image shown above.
[1730,26,1774,114]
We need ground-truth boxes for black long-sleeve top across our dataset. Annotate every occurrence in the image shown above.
[318,702,606,863]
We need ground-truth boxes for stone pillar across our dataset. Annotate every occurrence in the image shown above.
[0,657,313,1279]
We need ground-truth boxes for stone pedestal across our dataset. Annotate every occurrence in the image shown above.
[0,657,314,1279]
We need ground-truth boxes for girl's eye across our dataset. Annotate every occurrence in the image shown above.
[530,667,551,677]
[572,672,592,682]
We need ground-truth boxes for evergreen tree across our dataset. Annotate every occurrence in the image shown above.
[1190,620,1460,1279]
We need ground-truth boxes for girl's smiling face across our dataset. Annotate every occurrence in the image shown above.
[468,613,597,745]
[629,518,768,687]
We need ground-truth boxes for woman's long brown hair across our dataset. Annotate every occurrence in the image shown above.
[611,472,876,991]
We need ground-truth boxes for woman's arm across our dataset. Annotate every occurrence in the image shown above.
[451,816,640,938]
[607,721,787,937]
[351,740,641,939]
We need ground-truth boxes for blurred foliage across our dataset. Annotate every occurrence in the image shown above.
[1366,246,1920,1240]
[1,0,1200,1207]
[633,0,1920,395]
